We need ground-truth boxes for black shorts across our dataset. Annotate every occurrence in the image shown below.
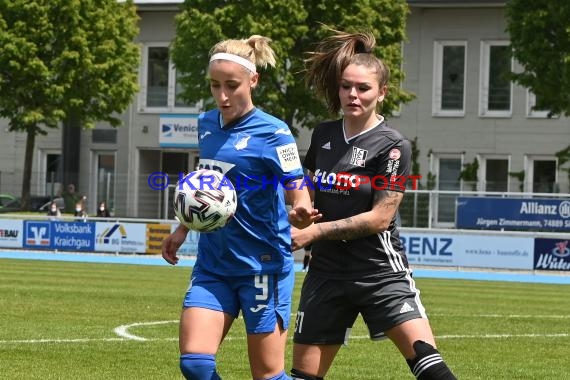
[293,271,427,345]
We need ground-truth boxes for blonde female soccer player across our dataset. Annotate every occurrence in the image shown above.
[162,35,319,380]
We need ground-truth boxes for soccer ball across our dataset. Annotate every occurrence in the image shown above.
[173,169,237,232]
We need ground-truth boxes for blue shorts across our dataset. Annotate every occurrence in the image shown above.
[183,266,295,334]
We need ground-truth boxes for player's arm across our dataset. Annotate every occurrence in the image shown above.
[161,224,189,265]
[290,189,402,250]
[284,171,315,204]
[291,138,412,250]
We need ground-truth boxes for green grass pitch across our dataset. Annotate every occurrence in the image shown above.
[1,258,569,379]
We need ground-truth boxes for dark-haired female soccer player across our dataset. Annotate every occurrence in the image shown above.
[290,30,456,380]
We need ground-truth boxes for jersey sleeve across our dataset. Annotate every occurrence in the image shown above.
[303,127,318,173]
[379,138,412,193]
[262,128,304,184]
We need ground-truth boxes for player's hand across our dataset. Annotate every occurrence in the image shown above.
[162,224,189,265]
[288,206,322,229]
[291,224,317,251]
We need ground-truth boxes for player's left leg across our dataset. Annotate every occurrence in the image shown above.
[240,270,295,379]
[406,339,457,380]
[247,322,290,379]
[386,318,456,379]
[360,270,456,379]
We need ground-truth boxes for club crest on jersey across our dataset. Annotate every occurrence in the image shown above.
[350,146,368,167]
[234,133,251,150]
[389,148,401,160]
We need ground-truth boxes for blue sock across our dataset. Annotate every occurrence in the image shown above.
[265,370,291,380]
[179,353,221,380]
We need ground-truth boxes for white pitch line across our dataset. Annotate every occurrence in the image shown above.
[430,313,570,319]
[1,316,569,345]
[435,333,570,339]
[1,333,569,345]
[113,320,178,341]
[0,338,127,344]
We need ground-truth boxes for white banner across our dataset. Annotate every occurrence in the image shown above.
[0,219,23,248]
[400,231,534,270]
[159,114,199,148]
[95,222,147,253]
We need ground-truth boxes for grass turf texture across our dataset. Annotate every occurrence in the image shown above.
[1,258,569,379]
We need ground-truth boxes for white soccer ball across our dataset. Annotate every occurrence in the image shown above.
[173,169,237,232]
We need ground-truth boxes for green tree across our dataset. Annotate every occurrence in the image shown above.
[0,0,139,209]
[506,0,570,117]
[171,0,413,134]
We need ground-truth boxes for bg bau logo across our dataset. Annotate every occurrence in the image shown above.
[400,236,453,256]
[97,224,127,245]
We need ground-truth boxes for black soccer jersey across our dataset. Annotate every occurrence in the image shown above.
[304,118,412,279]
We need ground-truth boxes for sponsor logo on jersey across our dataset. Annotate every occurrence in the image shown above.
[198,159,236,175]
[276,143,302,172]
[313,168,421,191]
[350,147,368,167]
[386,158,400,176]
[321,141,331,150]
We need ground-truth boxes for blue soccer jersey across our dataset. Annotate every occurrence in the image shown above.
[193,108,304,276]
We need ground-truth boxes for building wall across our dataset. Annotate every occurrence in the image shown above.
[390,6,570,192]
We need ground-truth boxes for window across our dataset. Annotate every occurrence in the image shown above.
[433,41,466,116]
[480,41,512,117]
[434,155,462,225]
[175,70,190,108]
[531,159,557,193]
[483,157,509,192]
[94,152,116,211]
[141,44,195,112]
[526,91,553,118]
[44,153,61,197]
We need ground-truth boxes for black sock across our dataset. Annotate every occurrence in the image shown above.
[406,341,456,380]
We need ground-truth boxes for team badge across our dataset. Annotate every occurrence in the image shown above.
[389,148,401,160]
[234,133,251,150]
[350,146,368,167]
